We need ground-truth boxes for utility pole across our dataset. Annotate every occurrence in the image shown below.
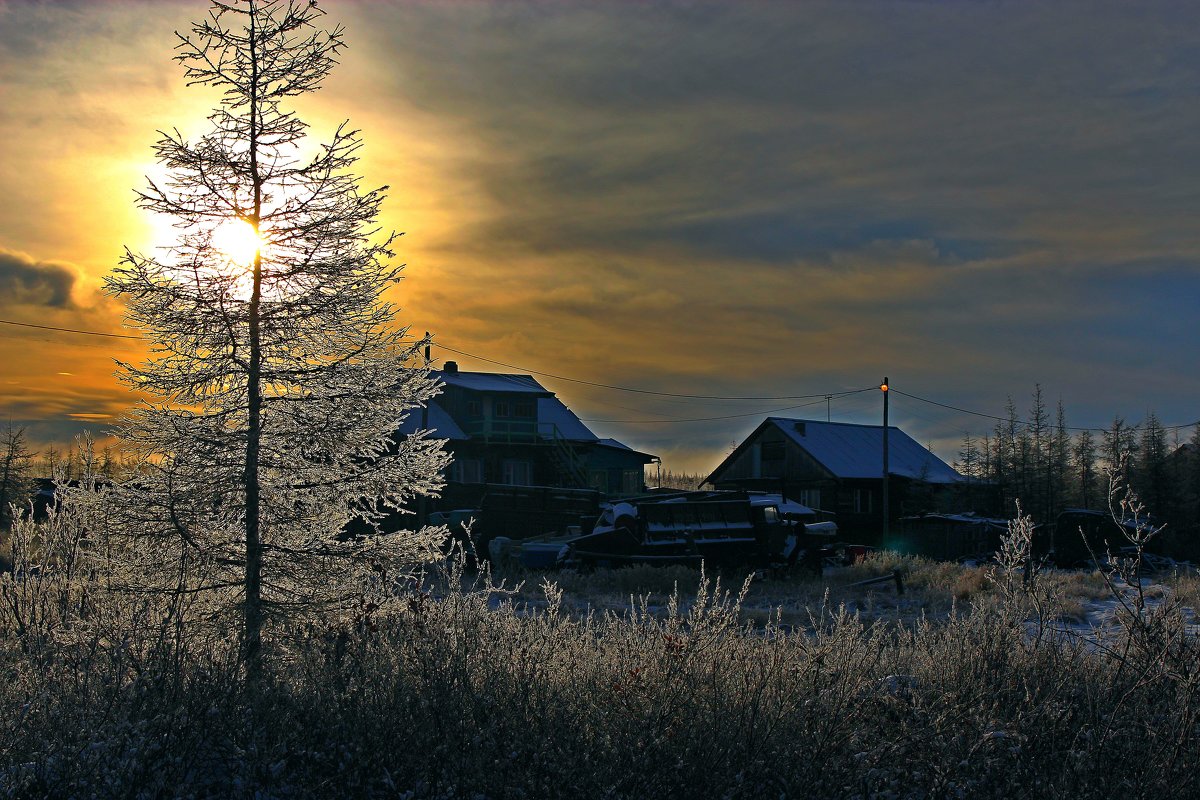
[825,395,832,422]
[419,332,432,526]
[881,377,890,543]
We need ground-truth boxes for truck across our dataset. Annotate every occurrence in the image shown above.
[561,491,836,569]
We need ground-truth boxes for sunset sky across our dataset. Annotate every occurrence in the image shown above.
[1,0,1198,473]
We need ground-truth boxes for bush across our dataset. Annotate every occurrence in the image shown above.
[3,496,1199,798]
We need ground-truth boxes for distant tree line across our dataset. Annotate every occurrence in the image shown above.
[649,469,708,491]
[953,384,1200,554]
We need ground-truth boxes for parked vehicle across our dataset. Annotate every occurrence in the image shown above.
[564,491,837,569]
[1045,508,1160,567]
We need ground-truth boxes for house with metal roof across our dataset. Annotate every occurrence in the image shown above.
[704,418,962,540]
[399,362,656,496]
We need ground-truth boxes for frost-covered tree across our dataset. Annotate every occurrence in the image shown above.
[0,423,35,530]
[105,0,449,677]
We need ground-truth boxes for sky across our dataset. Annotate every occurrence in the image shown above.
[1,0,1199,473]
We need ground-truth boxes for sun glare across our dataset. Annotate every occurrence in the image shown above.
[212,219,263,266]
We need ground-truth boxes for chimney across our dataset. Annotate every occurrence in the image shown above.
[444,360,458,374]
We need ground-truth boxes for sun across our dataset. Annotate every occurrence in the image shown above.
[211,219,263,266]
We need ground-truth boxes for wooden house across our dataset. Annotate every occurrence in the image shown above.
[399,362,656,496]
[704,417,962,541]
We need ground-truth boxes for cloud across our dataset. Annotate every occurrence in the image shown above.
[0,249,78,308]
[3,0,1200,469]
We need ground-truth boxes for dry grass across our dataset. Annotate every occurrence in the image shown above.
[3,557,1198,799]
[1166,568,1200,610]
[4,513,1200,799]
[496,552,1108,627]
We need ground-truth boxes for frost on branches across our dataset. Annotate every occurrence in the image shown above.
[103,0,449,663]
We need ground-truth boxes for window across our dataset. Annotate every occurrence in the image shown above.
[501,459,532,486]
[514,400,535,418]
[796,489,821,510]
[466,400,482,417]
[452,458,483,484]
[494,400,511,418]
[761,440,785,461]
[621,469,641,496]
[853,488,873,514]
[589,470,609,493]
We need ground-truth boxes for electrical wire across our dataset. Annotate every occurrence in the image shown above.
[0,318,140,340]
[0,318,876,403]
[3,316,1197,433]
[434,343,874,401]
[892,388,1199,434]
[580,395,838,424]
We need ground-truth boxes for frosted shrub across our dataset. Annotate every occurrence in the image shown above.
[3,545,1199,798]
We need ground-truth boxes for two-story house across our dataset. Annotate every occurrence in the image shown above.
[399,362,656,496]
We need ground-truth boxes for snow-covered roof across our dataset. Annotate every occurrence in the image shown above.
[434,370,549,395]
[769,418,962,483]
[537,397,598,441]
[899,513,1009,527]
[419,368,653,457]
[395,403,468,440]
[747,493,815,516]
[594,436,657,463]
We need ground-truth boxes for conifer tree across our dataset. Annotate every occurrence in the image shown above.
[1027,384,1048,520]
[105,0,449,677]
[1050,398,1070,518]
[1072,428,1098,509]
[1137,411,1168,517]
[1102,416,1139,483]
[0,424,34,530]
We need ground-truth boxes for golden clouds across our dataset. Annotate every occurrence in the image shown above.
[2,1,1200,470]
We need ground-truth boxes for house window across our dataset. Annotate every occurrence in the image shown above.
[494,400,511,418]
[621,469,641,496]
[451,458,483,484]
[501,459,532,486]
[853,488,873,514]
[589,470,609,493]
[760,439,785,477]
[466,400,482,417]
[796,489,821,510]
[514,400,535,418]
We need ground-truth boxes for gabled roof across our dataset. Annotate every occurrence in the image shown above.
[708,417,962,485]
[400,369,642,450]
[538,397,598,441]
[434,370,550,395]
[595,437,657,464]
[395,403,469,440]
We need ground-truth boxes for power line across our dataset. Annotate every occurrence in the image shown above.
[4,315,1198,432]
[0,316,879,403]
[434,343,871,401]
[0,318,141,340]
[892,388,1199,434]
[580,395,842,424]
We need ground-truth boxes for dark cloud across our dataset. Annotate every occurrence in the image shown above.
[352,1,1200,272]
[0,250,77,308]
[3,1,1200,468]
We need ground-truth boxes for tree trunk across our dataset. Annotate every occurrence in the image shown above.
[243,2,264,688]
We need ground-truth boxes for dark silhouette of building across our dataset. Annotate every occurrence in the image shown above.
[704,417,962,541]
[400,362,656,495]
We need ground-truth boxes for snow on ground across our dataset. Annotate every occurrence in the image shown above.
[1042,574,1200,645]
